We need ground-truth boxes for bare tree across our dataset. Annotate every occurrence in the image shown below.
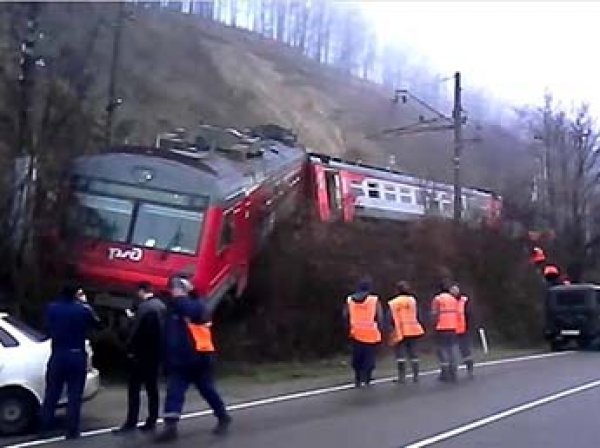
[524,96,600,280]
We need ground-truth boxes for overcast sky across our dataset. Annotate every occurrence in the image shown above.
[359,1,600,115]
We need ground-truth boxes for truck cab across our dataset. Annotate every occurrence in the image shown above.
[545,284,600,350]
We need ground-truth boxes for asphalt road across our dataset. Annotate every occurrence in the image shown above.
[6,350,600,448]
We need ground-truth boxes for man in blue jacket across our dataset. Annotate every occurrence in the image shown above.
[155,276,231,442]
[39,285,100,439]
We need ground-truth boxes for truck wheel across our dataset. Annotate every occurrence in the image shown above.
[0,388,38,435]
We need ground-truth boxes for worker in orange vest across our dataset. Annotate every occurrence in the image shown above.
[343,278,383,388]
[387,281,425,384]
[543,264,563,287]
[450,283,474,379]
[155,277,231,442]
[530,246,547,265]
[431,283,459,382]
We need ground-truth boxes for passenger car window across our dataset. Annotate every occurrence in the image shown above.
[3,316,47,342]
[0,327,19,348]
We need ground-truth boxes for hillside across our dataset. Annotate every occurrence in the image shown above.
[28,3,533,193]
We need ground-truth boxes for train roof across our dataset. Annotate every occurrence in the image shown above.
[72,126,305,204]
[308,152,499,198]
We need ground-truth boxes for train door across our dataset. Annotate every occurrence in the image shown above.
[324,170,342,220]
[313,164,331,221]
[338,170,356,222]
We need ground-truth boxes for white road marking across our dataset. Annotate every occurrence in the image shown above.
[404,376,600,448]
[7,351,572,448]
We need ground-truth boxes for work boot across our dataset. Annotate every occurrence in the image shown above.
[112,423,136,435]
[411,361,420,383]
[213,415,232,436]
[154,422,178,443]
[395,361,406,384]
[354,371,362,388]
[139,420,157,432]
[466,360,474,379]
[448,364,458,383]
[438,366,448,382]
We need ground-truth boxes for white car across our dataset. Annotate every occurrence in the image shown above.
[0,313,100,435]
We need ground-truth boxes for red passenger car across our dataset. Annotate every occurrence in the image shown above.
[64,125,305,313]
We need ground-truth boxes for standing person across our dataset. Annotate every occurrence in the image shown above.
[113,282,166,434]
[450,283,474,379]
[387,281,425,384]
[431,283,458,382]
[39,286,100,439]
[343,278,383,388]
[155,276,231,443]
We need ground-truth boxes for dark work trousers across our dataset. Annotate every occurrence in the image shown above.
[436,330,457,379]
[163,354,228,424]
[124,357,160,427]
[457,333,473,361]
[351,340,378,385]
[40,349,87,436]
[393,337,419,362]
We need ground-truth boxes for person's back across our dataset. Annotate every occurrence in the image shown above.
[128,295,166,363]
[41,287,98,439]
[46,298,95,352]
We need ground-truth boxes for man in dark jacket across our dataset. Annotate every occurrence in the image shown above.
[114,282,165,434]
[342,278,384,387]
[39,285,100,439]
[155,276,231,442]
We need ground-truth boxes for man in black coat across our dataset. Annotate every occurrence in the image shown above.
[113,282,166,434]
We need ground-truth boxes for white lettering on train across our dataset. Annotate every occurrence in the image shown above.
[107,247,143,262]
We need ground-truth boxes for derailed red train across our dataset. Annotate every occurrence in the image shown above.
[64,124,501,314]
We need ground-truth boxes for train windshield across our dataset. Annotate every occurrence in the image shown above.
[69,177,207,255]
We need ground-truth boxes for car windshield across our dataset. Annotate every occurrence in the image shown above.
[3,316,47,342]
[68,179,207,254]
[554,290,588,308]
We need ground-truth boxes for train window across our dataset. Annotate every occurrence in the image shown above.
[367,182,378,189]
[399,187,411,195]
[384,193,396,201]
[384,184,395,192]
[219,213,234,251]
[71,193,133,242]
[351,187,365,197]
[132,204,203,255]
[400,195,413,204]
[368,190,380,199]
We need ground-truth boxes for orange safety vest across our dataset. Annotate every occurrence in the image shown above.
[347,295,382,344]
[187,321,215,353]
[456,295,469,335]
[432,293,458,331]
[388,295,424,344]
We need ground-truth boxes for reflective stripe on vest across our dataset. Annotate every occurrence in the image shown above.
[187,321,215,352]
[456,296,468,335]
[347,295,382,343]
[433,293,458,331]
[388,295,424,343]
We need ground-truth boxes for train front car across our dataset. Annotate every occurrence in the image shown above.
[65,125,305,316]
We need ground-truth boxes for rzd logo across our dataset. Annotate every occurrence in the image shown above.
[107,247,143,262]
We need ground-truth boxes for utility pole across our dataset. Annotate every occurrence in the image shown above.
[452,71,463,223]
[105,1,125,147]
[17,3,40,159]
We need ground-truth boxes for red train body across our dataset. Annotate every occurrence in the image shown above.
[64,125,501,312]
[65,126,304,310]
